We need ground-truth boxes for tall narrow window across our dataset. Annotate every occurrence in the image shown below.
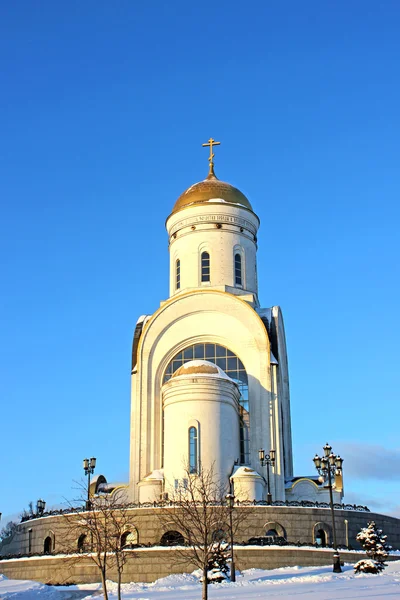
[189,426,198,473]
[201,252,210,282]
[176,259,181,290]
[235,253,242,286]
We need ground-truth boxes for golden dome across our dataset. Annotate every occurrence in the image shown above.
[171,171,253,214]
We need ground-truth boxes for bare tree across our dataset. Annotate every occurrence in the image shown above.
[61,488,135,600]
[156,464,251,600]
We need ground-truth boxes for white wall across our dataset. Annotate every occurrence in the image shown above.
[128,290,282,502]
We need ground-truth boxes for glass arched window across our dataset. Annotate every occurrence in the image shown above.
[164,343,249,464]
[189,426,198,473]
[176,259,181,290]
[201,252,210,282]
[235,253,242,286]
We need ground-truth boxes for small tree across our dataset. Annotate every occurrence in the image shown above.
[62,488,134,600]
[0,521,18,542]
[206,541,230,583]
[157,464,252,600]
[354,521,391,574]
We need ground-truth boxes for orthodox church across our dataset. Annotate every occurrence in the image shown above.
[127,140,343,505]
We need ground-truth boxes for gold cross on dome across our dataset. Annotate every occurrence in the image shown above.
[202,137,220,176]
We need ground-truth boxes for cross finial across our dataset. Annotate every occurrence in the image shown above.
[202,137,221,178]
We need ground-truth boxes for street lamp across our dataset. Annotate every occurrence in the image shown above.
[83,457,96,510]
[258,448,275,505]
[225,491,236,582]
[313,443,344,573]
[36,499,46,516]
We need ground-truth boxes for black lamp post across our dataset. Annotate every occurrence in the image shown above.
[83,457,96,510]
[36,499,46,516]
[225,491,236,582]
[313,443,344,573]
[258,448,275,505]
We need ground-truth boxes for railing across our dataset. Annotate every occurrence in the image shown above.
[18,499,370,523]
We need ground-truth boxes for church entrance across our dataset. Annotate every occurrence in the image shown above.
[43,536,52,554]
[315,529,327,547]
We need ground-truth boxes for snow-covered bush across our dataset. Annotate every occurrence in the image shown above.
[354,521,391,574]
[206,542,230,583]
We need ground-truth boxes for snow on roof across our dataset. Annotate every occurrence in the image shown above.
[143,469,164,481]
[170,360,233,381]
[231,466,263,479]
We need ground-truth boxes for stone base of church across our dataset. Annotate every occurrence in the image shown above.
[1,505,400,583]
[1,548,399,584]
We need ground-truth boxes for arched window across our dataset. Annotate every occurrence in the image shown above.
[121,529,138,548]
[43,536,52,554]
[189,426,198,474]
[160,530,185,546]
[235,253,242,286]
[176,259,181,290]
[164,343,249,464]
[77,533,88,553]
[201,252,210,282]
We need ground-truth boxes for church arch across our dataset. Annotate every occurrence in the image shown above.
[121,527,139,548]
[263,521,286,540]
[313,522,331,546]
[43,532,54,554]
[134,289,272,499]
[163,342,249,464]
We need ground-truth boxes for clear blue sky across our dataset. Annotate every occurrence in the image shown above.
[1,1,399,522]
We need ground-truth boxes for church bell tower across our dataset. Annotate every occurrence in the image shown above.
[129,140,293,503]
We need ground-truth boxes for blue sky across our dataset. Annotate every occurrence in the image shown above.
[1,1,399,522]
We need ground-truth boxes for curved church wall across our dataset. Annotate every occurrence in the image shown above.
[2,506,399,561]
[162,375,241,488]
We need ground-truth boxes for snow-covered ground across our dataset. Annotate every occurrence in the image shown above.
[1,562,400,600]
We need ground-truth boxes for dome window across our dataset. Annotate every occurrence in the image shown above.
[189,426,199,474]
[201,252,210,283]
[176,259,181,290]
[235,253,242,286]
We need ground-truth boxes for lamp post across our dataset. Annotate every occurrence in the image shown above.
[83,457,96,510]
[225,491,236,582]
[36,499,46,516]
[258,448,275,505]
[313,443,344,573]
